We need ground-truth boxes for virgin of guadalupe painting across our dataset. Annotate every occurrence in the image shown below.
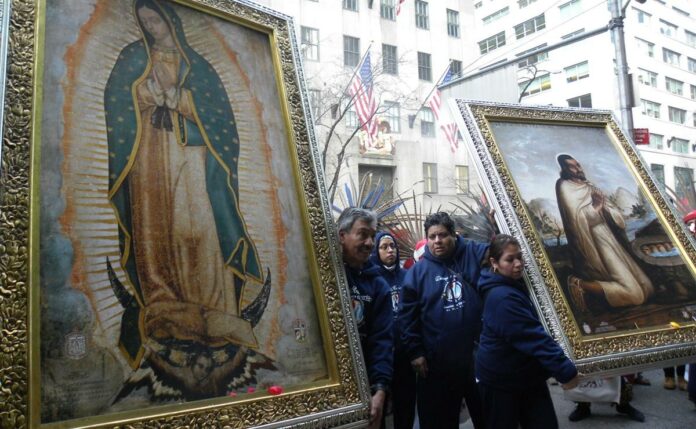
[104,0,272,399]
[32,0,341,425]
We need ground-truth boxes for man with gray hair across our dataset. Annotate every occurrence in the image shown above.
[337,207,393,429]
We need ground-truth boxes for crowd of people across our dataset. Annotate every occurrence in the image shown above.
[337,207,696,429]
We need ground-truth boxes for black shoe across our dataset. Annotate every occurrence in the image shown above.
[616,404,645,422]
[568,404,591,422]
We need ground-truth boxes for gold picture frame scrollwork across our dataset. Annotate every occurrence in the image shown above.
[453,100,696,376]
[0,0,370,427]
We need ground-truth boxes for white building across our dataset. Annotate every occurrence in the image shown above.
[464,0,696,207]
[255,0,482,213]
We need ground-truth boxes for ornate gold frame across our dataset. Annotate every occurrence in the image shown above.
[454,100,696,376]
[0,0,370,427]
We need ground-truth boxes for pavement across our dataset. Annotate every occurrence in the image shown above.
[459,369,696,429]
[386,369,696,428]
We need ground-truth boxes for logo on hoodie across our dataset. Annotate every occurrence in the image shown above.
[390,285,400,315]
[351,286,371,327]
[438,275,464,312]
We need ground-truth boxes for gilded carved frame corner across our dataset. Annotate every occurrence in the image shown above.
[0,0,369,427]
[453,99,696,376]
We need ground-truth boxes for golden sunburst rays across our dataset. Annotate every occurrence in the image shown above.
[60,0,141,342]
[182,12,277,267]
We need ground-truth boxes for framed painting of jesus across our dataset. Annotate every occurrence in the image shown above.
[453,100,696,376]
[0,0,369,427]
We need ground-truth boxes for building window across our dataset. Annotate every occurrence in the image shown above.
[665,77,683,95]
[686,30,696,48]
[479,32,506,55]
[672,139,690,154]
[483,7,509,25]
[423,163,438,194]
[518,0,538,8]
[636,38,654,58]
[415,1,429,30]
[417,52,432,81]
[455,165,469,194]
[301,27,319,61]
[382,101,401,133]
[567,94,592,108]
[688,57,696,73]
[449,59,462,78]
[380,0,396,21]
[691,84,696,100]
[668,107,686,124]
[343,101,358,129]
[343,35,360,67]
[447,9,460,38]
[515,14,545,39]
[649,134,664,150]
[638,68,657,87]
[420,107,435,137]
[674,167,694,206]
[693,113,696,127]
[565,61,589,82]
[343,0,358,12]
[382,44,398,75]
[663,48,680,66]
[651,164,665,188]
[475,1,482,9]
[633,8,651,23]
[641,99,660,118]
[517,44,548,68]
[659,19,677,37]
[308,89,321,120]
[559,0,582,19]
[519,73,551,97]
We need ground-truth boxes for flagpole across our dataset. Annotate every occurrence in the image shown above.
[340,41,374,97]
[411,61,452,123]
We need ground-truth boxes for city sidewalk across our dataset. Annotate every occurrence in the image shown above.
[458,369,695,429]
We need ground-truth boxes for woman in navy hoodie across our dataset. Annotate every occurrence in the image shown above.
[476,234,580,429]
[369,232,415,429]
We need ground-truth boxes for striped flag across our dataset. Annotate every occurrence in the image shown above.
[427,66,454,121]
[396,0,406,16]
[441,122,459,153]
[349,52,378,146]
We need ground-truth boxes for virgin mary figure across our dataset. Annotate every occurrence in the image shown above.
[104,0,264,380]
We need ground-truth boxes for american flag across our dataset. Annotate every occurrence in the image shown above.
[441,122,459,153]
[427,66,454,121]
[396,0,406,16]
[349,52,378,146]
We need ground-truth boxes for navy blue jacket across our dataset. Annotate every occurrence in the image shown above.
[476,269,577,391]
[369,232,407,351]
[399,236,488,373]
[345,261,393,391]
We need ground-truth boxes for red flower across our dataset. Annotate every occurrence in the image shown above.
[267,385,283,395]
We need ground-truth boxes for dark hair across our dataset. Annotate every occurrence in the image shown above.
[424,212,455,236]
[489,234,521,262]
[557,154,575,180]
[337,207,377,234]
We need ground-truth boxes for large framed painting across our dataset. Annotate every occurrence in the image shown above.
[454,100,696,376]
[0,0,370,427]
